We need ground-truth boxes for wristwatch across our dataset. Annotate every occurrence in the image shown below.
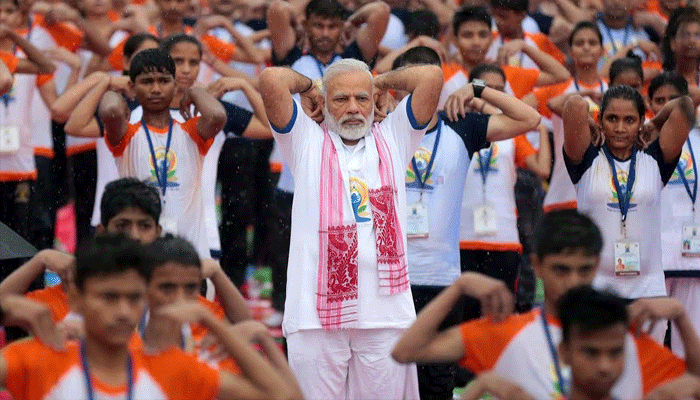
[471,79,486,98]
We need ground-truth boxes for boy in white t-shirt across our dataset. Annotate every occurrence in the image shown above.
[98,48,226,257]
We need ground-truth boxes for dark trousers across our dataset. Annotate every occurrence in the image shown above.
[269,189,292,311]
[30,155,56,251]
[460,249,520,322]
[0,180,33,280]
[514,168,545,312]
[218,138,275,287]
[69,149,97,242]
[412,285,464,400]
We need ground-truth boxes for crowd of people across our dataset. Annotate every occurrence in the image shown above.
[2,0,700,397]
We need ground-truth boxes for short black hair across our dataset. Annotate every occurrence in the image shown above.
[406,10,440,39]
[469,63,505,82]
[146,234,201,269]
[75,234,152,292]
[129,48,176,82]
[601,84,646,121]
[123,33,160,61]
[558,285,629,343]
[490,0,528,13]
[161,33,202,58]
[101,178,161,226]
[452,6,492,36]
[534,209,603,259]
[392,46,441,70]
[569,21,602,48]
[609,56,643,86]
[305,0,348,20]
[648,71,689,99]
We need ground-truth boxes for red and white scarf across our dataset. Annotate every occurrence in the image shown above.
[317,123,410,331]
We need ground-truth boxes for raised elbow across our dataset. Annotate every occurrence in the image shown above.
[40,63,56,74]
[0,75,13,96]
[526,113,542,132]
[391,346,413,364]
[563,95,588,114]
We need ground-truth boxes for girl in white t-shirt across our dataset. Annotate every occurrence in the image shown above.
[563,84,692,304]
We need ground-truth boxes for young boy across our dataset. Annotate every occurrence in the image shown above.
[392,209,700,398]
[99,48,226,257]
[0,234,303,400]
[0,178,249,325]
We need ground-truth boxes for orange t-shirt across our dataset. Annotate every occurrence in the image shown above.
[25,285,70,323]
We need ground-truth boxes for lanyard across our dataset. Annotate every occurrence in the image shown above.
[312,54,337,78]
[411,120,441,190]
[540,307,565,395]
[80,340,133,400]
[477,144,494,187]
[500,37,524,66]
[603,145,637,225]
[573,78,605,93]
[677,139,698,211]
[142,118,173,196]
[600,16,631,53]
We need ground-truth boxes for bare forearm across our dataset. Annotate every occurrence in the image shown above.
[676,313,700,375]
[75,18,112,57]
[392,280,463,362]
[67,79,111,136]
[523,44,570,82]
[210,269,251,322]
[11,32,55,74]
[554,0,594,23]
[228,27,266,64]
[419,0,454,28]
[533,126,552,178]
[257,333,302,393]
[240,82,268,123]
[189,87,226,135]
[52,72,108,122]
[563,95,592,162]
[98,90,129,144]
[482,88,541,131]
[375,64,443,124]
[0,251,51,296]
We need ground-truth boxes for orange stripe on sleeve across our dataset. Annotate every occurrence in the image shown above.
[35,15,83,52]
[0,51,18,74]
[514,134,536,168]
[108,38,127,72]
[36,73,53,87]
[459,310,538,372]
[106,123,140,157]
[526,32,566,65]
[533,80,571,119]
[636,334,686,394]
[180,117,214,155]
[503,66,539,99]
[201,35,236,64]
[25,285,71,323]
[442,62,465,83]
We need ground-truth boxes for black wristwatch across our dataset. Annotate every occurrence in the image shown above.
[471,79,486,98]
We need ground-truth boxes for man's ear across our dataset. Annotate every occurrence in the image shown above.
[95,224,105,234]
[558,341,570,365]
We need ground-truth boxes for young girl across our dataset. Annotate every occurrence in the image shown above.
[662,6,700,106]
[563,83,693,343]
[527,21,609,212]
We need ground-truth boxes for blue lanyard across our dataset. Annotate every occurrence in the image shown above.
[540,307,565,395]
[312,55,336,78]
[677,139,698,210]
[142,118,173,196]
[603,145,637,223]
[600,16,631,53]
[80,340,133,400]
[573,78,605,93]
[477,145,494,186]
[411,120,441,189]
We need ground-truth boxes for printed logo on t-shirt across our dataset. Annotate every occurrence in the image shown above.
[349,177,371,223]
[607,169,637,210]
[472,144,499,174]
[148,146,180,189]
[405,146,439,190]
[669,150,695,186]
[1,84,15,108]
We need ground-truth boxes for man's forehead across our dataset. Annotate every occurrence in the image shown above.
[326,71,373,93]
[135,70,173,80]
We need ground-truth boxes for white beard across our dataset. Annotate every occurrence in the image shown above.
[324,105,374,141]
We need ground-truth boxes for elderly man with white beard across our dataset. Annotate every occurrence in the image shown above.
[259,58,443,399]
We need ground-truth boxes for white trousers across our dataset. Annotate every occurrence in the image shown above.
[666,277,700,357]
[286,328,420,400]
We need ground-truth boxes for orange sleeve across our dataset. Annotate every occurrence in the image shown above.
[35,15,83,52]
[0,52,18,74]
[514,134,537,168]
[180,116,214,155]
[198,295,226,320]
[533,81,569,119]
[106,123,140,157]
[503,66,539,99]
[36,73,53,87]
[458,311,537,372]
[108,38,127,72]
[636,334,686,394]
[530,33,566,65]
[149,348,221,400]
[25,285,70,323]
[201,35,236,64]
[442,62,465,82]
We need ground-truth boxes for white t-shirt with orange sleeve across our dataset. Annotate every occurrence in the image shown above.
[106,116,213,257]
[485,31,566,70]
[459,309,686,398]
[2,339,220,400]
